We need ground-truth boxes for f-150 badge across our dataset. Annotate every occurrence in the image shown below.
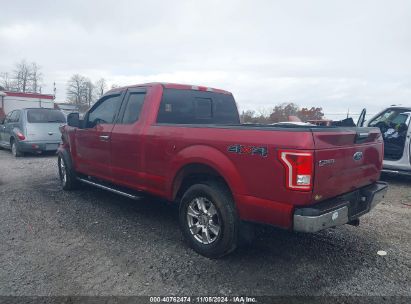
[228,145,268,157]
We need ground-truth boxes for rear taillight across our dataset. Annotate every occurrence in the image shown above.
[16,131,25,140]
[278,150,314,191]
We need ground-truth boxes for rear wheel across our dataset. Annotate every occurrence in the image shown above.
[58,153,78,190]
[11,139,23,157]
[179,181,239,258]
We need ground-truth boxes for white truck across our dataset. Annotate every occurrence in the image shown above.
[365,106,411,176]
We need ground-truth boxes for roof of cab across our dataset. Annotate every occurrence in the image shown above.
[387,105,411,110]
[106,82,232,95]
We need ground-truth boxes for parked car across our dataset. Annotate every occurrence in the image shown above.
[58,83,387,258]
[365,106,411,176]
[0,108,66,157]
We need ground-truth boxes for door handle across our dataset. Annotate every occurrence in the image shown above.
[99,135,110,141]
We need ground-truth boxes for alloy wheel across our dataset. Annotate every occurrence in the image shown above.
[186,197,221,245]
[59,158,67,186]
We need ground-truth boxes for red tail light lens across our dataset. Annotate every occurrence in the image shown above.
[278,150,314,191]
[16,131,25,140]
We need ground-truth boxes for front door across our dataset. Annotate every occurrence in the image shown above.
[74,92,124,181]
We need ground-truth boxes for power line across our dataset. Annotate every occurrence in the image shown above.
[324,113,376,116]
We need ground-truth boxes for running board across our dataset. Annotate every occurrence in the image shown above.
[77,178,142,200]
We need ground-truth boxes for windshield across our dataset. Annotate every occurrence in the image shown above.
[369,108,411,128]
[27,109,66,123]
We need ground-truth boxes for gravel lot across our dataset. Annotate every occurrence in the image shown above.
[0,149,410,296]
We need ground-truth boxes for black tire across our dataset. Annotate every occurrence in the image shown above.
[179,181,239,258]
[58,152,78,190]
[11,139,23,157]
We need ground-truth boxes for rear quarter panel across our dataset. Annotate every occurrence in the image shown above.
[143,125,316,228]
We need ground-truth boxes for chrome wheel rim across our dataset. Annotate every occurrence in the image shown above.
[59,158,67,186]
[186,197,221,245]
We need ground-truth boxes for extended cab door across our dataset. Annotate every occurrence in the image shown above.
[110,88,147,188]
[74,92,124,181]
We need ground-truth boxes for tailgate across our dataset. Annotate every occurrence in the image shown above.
[25,122,63,142]
[312,127,384,201]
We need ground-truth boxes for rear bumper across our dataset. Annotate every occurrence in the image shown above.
[17,140,61,153]
[293,181,388,233]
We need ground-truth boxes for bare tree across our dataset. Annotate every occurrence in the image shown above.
[13,60,32,92]
[29,62,43,93]
[94,78,107,99]
[66,74,87,106]
[0,72,15,91]
[83,79,95,107]
[1,60,43,93]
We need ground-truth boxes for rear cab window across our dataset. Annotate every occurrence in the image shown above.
[27,109,66,123]
[156,89,240,124]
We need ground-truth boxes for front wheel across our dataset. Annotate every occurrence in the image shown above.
[179,181,239,258]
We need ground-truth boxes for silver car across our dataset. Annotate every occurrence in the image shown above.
[0,108,66,157]
[365,106,411,176]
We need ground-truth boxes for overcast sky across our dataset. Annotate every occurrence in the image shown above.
[1,0,410,119]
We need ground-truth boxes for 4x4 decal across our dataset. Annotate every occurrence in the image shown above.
[227,144,268,157]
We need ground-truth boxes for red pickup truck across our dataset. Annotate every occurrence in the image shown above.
[58,82,388,258]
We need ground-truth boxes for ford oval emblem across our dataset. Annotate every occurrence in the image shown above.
[353,152,363,161]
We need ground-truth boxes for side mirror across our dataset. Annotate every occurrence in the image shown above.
[67,112,80,128]
[0,117,4,125]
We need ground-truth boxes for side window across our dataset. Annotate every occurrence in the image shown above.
[121,93,146,124]
[87,94,121,128]
[5,111,14,123]
[13,110,21,123]
[157,93,195,124]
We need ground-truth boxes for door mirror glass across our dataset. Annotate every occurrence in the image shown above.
[67,112,80,128]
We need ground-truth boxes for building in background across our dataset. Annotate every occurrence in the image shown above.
[0,90,55,120]
[54,102,80,117]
